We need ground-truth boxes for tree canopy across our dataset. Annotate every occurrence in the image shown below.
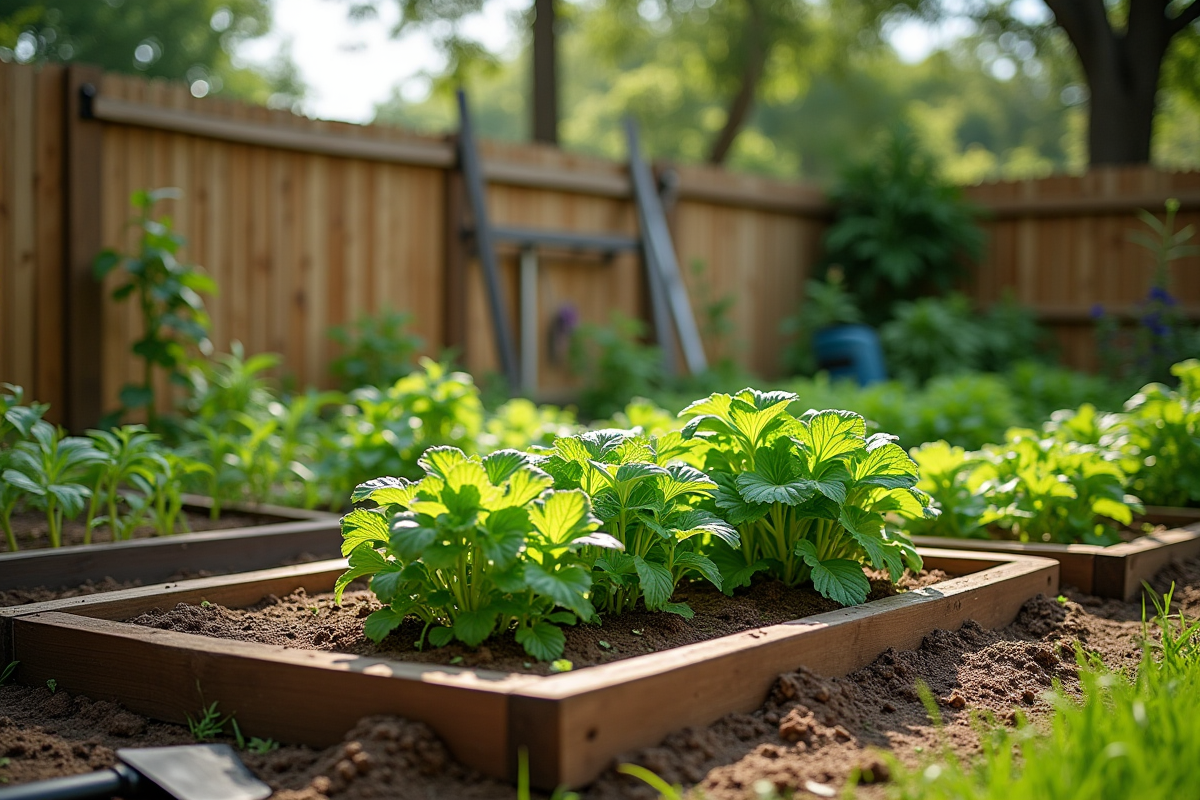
[0,0,304,107]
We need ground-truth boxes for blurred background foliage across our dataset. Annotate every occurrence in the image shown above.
[0,0,306,109]
[2,0,1196,181]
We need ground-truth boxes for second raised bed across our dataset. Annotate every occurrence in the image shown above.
[3,548,1057,789]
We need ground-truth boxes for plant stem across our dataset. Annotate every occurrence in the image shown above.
[1,514,17,552]
[47,500,61,548]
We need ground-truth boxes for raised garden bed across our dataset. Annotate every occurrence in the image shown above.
[1,547,1057,789]
[912,515,1200,600]
[0,495,338,602]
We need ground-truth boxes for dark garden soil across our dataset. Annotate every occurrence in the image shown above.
[126,570,948,675]
[2,557,1198,799]
[1,510,332,608]
[6,508,280,552]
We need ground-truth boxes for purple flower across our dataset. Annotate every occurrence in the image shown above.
[1090,303,1106,320]
[1148,286,1177,306]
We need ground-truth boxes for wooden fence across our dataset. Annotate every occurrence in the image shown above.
[1,61,1198,429]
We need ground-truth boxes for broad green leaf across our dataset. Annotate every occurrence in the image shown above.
[334,546,388,604]
[679,393,733,424]
[369,564,407,602]
[853,442,919,490]
[341,508,391,556]
[388,515,438,561]
[708,542,770,594]
[524,562,593,617]
[529,490,599,546]
[499,466,554,508]
[664,508,739,547]
[795,539,871,606]
[515,622,567,661]
[633,556,675,609]
[662,601,695,618]
[480,506,530,568]
[713,472,770,525]
[727,389,797,446]
[428,627,455,647]
[580,429,633,460]
[795,410,866,464]
[840,508,904,581]
[421,542,469,571]
[363,607,407,642]
[453,608,498,647]
[419,446,468,479]
[673,551,723,589]
[812,461,852,505]
[482,449,531,485]
[2,469,42,496]
[658,464,717,503]
[736,441,815,506]
[352,476,416,507]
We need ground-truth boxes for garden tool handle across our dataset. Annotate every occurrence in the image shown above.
[0,764,141,800]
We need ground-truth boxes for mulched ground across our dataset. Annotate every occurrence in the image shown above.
[1,557,1197,799]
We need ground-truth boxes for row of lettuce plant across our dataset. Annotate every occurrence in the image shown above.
[1,385,201,551]
[909,359,1200,545]
[337,388,936,660]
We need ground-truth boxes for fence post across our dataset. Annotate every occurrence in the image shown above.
[63,65,104,432]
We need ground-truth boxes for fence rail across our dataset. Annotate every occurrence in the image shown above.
[1,61,1198,429]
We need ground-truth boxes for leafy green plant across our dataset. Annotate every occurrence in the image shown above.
[679,390,932,605]
[1,385,51,551]
[537,429,735,616]
[969,429,1140,545]
[328,307,423,391]
[569,312,663,420]
[3,424,105,548]
[1117,360,1200,507]
[144,451,208,536]
[93,188,216,426]
[232,719,279,754]
[82,426,162,543]
[318,359,485,510]
[880,294,982,385]
[822,128,984,322]
[187,699,232,742]
[906,441,988,539]
[975,292,1048,373]
[480,398,580,453]
[45,678,57,694]
[337,446,622,660]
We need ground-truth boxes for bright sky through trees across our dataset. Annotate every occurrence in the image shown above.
[242,0,975,123]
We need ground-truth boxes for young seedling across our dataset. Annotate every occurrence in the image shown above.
[45,679,57,694]
[0,661,17,685]
[232,719,280,754]
[187,683,232,742]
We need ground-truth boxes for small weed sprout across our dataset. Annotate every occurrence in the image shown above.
[0,661,17,685]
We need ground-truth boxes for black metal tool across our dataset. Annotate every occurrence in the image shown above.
[0,744,272,800]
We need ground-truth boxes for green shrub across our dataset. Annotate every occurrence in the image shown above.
[328,308,423,391]
[822,129,984,322]
[569,313,662,420]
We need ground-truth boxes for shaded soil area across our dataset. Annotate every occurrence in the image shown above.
[7,508,280,552]
[1,556,1197,799]
[127,570,947,675]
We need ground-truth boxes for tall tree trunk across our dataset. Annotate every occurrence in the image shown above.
[1043,0,1196,165]
[532,0,558,144]
[707,0,768,164]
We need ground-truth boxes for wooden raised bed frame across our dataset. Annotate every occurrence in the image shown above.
[912,508,1200,600]
[1,548,1057,789]
[0,495,338,593]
